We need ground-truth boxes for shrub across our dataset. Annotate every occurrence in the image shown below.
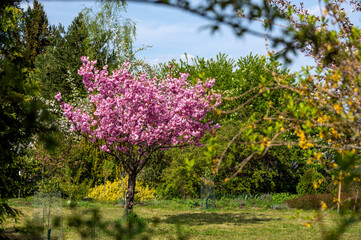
[60,180,92,201]
[286,194,333,210]
[296,168,327,195]
[87,176,156,203]
[286,193,361,210]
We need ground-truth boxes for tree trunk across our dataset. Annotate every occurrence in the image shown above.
[123,172,136,217]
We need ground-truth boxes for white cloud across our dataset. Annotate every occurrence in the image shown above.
[180,54,194,61]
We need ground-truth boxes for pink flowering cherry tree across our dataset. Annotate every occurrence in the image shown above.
[56,56,221,215]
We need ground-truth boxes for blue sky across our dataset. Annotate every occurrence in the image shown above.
[20,0,348,72]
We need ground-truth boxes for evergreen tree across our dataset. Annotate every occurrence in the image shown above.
[0,2,23,64]
[0,3,55,224]
[33,13,94,101]
[33,1,136,102]
[23,0,50,68]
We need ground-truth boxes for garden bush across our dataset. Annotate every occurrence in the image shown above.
[296,168,328,195]
[87,176,156,203]
[286,193,361,210]
[286,194,333,210]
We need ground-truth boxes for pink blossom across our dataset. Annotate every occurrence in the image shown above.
[55,92,62,101]
[100,144,110,153]
[58,57,221,156]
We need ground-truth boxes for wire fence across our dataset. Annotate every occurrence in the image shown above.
[34,191,63,240]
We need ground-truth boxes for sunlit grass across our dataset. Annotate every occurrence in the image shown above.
[3,198,361,239]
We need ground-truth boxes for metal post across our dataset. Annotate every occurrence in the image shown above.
[123,191,126,205]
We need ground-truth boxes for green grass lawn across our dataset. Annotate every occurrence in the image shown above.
[3,198,361,239]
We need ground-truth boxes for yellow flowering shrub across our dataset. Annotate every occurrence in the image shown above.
[87,176,156,202]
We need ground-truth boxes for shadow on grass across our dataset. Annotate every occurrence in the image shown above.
[162,212,281,226]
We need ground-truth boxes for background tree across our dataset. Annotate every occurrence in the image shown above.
[82,1,136,65]
[32,0,139,104]
[22,0,50,69]
[32,13,95,101]
[146,53,308,198]
[0,2,56,225]
[0,2,23,64]
[82,0,151,73]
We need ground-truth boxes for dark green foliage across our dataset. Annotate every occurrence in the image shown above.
[215,140,305,195]
[23,0,50,68]
[0,3,57,225]
[0,201,20,225]
[32,13,95,101]
[0,41,56,226]
[150,54,305,198]
[160,165,200,199]
[137,150,170,190]
[296,168,328,195]
[156,146,207,199]
[27,136,121,201]
[0,0,20,8]
[0,61,34,198]
[216,162,277,196]
[32,1,136,103]
[1,155,40,200]
[32,9,123,101]
[152,121,305,198]
[0,6,22,63]
[267,147,305,193]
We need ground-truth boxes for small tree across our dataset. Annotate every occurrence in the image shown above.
[56,57,221,216]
